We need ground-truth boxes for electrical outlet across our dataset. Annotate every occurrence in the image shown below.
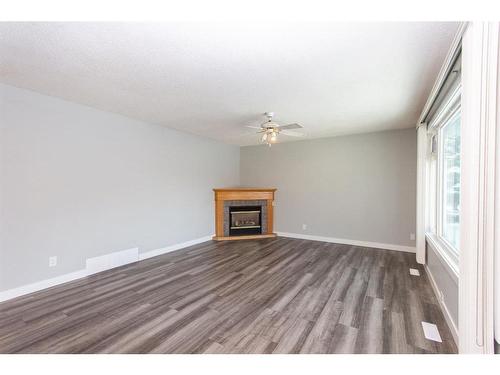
[302,224,307,231]
[410,233,416,241]
[49,256,57,267]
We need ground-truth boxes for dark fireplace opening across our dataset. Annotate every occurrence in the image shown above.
[229,206,262,236]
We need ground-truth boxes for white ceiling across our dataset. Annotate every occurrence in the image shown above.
[0,22,458,145]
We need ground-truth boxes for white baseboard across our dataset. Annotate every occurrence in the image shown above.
[425,264,459,345]
[0,269,88,303]
[276,232,416,253]
[0,236,213,303]
[139,235,213,260]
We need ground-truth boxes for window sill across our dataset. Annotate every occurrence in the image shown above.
[425,232,459,283]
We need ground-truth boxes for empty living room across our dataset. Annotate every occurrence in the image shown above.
[1,1,500,373]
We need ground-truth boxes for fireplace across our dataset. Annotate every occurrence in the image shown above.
[213,188,276,241]
[229,206,262,236]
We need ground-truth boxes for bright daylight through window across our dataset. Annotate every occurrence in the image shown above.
[440,111,461,251]
[426,81,461,270]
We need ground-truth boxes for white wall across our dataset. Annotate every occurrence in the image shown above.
[426,243,458,332]
[496,46,500,347]
[0,84,239,291]
[240,128,417,248]
[0,84,419,294]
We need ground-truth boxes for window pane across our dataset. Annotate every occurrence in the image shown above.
[441,113,461,251]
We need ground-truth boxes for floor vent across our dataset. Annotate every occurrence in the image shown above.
[86,247,139,275]
[421,322,442,342]
[409,268,420,276]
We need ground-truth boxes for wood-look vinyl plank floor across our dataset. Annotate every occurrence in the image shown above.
[0,237,457,354]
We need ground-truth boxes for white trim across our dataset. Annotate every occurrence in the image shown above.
[138,235,213,260]
[276,232,415,253]
[0,235,213,303]
[425,87,462,272]
[496,19,500,347]
[416,23,466,267]
[427,84,462,130]
[459,22,498,354]
[426,233,459,283]
[416,124,428,264]
[425,264,459,345]
[417,22,468,126]
[0,269,88,303]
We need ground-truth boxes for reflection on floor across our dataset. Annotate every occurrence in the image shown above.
[0,237,457,353]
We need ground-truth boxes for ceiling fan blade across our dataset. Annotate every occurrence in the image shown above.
[237,132,261,137]
[245,125,263,130]
[278,123,302,130]
[280,130,304,137]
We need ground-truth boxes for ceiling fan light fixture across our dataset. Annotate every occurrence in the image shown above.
[249,112,304,146]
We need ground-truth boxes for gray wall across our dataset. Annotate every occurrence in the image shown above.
[240,128,417,247]
[0,84,239,291]
[426,243,458,329]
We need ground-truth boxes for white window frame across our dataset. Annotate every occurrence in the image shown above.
[425,84,461,277]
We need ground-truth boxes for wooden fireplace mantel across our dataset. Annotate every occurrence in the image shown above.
[213,188,277,241]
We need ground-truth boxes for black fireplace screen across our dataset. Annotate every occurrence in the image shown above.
[229,206,262,236]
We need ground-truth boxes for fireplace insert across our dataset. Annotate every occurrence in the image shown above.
[229,206,262,236]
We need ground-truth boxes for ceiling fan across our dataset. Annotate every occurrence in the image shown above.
[246,112,304,146]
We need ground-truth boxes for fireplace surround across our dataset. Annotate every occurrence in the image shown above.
[213,188,276,241]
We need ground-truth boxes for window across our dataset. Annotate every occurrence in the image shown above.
[439,110,461,251]
[426,85,461,272]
